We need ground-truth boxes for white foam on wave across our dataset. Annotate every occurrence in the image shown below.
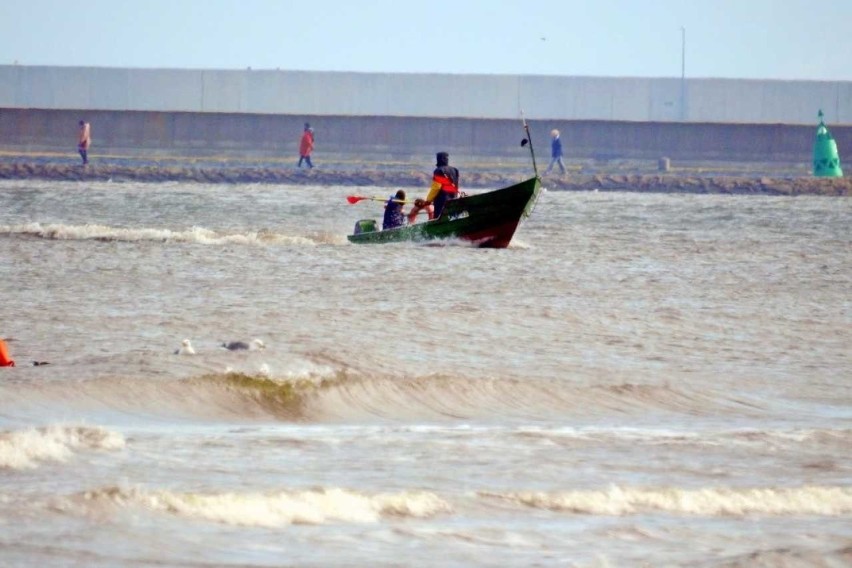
[1,222,319,246]
[512,426,852,449]
[483,485,852,517]
[80,486,451,526]
[507,237,531,249]
[0,424,125,470]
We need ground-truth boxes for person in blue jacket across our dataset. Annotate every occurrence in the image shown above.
[382,190,407,230]
[545,128,566,174]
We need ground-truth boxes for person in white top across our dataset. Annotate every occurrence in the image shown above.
[78,120,91,165]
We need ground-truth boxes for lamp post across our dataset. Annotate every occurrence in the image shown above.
[680,26,686,121]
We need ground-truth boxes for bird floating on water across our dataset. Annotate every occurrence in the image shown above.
[175,339,196,355]
[222,338,266,351]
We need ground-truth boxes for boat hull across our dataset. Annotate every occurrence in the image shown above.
[347,177,541,248]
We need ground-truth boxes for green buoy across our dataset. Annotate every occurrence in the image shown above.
[813,110,843,177]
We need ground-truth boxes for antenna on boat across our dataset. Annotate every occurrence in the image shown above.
[520,110,539,178]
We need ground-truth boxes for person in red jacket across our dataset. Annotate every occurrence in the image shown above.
[298,123,314,168]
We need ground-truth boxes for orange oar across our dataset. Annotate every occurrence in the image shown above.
[347,195,414,204]
[346,195,376,204]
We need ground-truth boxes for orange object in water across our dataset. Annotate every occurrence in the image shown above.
[0,339,15,367]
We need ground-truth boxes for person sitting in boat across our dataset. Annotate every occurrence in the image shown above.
[422,151,459,219]
[408,198,434,223]
[382,189,407,230]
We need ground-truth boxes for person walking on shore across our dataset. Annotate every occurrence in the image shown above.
[298,123,314,168]
[78,120,91,165]
[545,128,566,175]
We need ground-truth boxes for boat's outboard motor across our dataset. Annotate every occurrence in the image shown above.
[353,219,377,234]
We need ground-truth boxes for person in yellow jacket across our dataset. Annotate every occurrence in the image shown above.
[419,151,459,219]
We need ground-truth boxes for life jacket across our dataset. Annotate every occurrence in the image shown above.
[0,339,15,367]
[433,166,459,194]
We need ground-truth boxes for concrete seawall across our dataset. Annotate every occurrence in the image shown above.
[2,108,849,165]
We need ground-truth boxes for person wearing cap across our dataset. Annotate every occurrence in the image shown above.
[418,151,460,219]
[298,123,315,168]
[545,128,566,174]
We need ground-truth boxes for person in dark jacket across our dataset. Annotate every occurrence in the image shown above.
[545,128,566,174]
[382,190,407,230]
[421,151,459,219]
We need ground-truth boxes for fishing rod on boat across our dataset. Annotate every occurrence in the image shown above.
[520,111,540,178]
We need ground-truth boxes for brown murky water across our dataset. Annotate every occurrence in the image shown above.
[1,180,850,567]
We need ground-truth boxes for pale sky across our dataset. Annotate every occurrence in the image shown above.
[2,0,851,81]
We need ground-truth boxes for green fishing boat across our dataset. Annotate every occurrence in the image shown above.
[347,176,541,248]
[348,117,543,248]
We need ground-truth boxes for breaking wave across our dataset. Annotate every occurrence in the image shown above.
[64,485,451,526]
[481,485,852,517]
[0,424,125,470]
[1,365,842,427]
[51,483,852,526]
[0,222,341,246]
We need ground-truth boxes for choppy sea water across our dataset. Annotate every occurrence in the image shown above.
[0,179,850,567]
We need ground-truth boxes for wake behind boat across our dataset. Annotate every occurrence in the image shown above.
[348,116,543,249]
[347,176,541,248]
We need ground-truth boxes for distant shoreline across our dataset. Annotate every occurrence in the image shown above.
[0,160,848,196]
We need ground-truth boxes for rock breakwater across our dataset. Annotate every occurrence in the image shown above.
[0,162,848,196]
